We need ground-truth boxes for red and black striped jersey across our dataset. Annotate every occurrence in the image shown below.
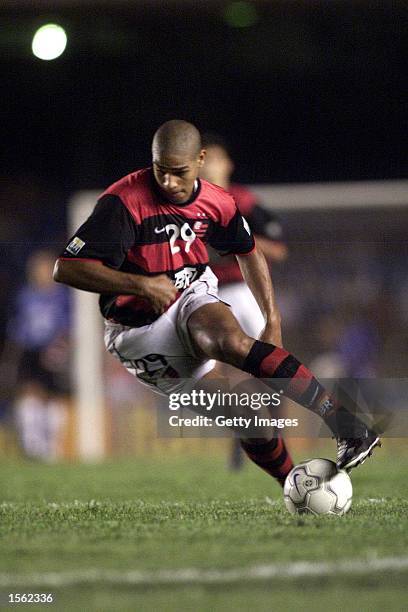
[211,183,286,285]
[60,168,254,327]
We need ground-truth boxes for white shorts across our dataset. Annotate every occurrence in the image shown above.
[104,267,221,396]
[218,282,265,338]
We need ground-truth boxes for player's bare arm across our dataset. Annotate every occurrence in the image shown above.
[253,235,288,263]
[236,247,282,347]
[53,259,177,314]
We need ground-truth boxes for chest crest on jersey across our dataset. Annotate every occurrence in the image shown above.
[192,219,209,237]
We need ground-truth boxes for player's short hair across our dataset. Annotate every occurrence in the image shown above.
[152,120,202,158]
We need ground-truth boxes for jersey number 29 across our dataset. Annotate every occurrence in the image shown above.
[166,223,196,254]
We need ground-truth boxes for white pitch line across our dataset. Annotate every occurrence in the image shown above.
[0,557,407,588]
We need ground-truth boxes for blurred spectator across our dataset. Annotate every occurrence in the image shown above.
[338,317,380,378]
[200,133,288,337]
[0,250,71,461]
[309,314,347,379]
[0,173,67,352]
[200,134,289,470]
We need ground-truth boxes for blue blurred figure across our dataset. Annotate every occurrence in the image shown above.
[1,250,71,460]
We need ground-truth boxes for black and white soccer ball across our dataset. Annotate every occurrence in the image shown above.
[283,458,352,516]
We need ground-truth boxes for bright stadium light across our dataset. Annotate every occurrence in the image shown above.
[32,24,67,61]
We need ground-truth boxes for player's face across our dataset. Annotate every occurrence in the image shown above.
[153,150,205,204]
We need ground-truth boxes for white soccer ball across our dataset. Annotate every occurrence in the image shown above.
[283,458,352,516]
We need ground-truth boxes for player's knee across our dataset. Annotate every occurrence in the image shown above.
[218,332,253,367]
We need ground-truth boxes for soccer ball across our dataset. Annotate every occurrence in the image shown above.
[283,458,352,516]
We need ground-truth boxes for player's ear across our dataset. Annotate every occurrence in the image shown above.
[198,149,206,167]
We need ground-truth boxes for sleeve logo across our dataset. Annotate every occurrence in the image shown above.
[242,216,251,235]
[66,236,85,255]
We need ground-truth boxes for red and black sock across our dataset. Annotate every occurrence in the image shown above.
[242,340,344,434]
[241,436,293,486]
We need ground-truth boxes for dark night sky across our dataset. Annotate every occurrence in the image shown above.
[1,1,407,191]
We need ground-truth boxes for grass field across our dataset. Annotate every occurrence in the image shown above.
[0,444,407,611]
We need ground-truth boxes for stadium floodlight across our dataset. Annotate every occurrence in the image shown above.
[32,23,67,61]
[223,1,259,28]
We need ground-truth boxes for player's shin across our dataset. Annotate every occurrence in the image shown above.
[241,339,368,438]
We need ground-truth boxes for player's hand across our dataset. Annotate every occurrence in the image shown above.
[260,317,282,348]
[139,274,178,314]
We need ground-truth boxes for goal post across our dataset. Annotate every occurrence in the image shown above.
[68,191,105,461]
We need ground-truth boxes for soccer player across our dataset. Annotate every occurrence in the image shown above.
[54,120,380,486]
[200,134,288,470]
[200,132,288,340]
[2,250,70,460]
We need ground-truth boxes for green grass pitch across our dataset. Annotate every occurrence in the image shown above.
[0,445,407,611]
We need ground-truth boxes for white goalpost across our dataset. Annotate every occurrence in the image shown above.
[68,191,105,461]
[68,180,408,460]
